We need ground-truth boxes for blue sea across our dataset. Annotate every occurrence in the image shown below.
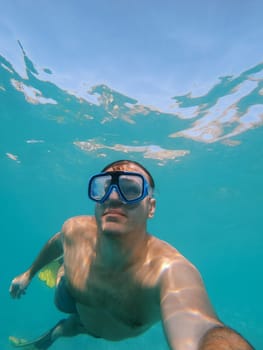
[1,44,262,349]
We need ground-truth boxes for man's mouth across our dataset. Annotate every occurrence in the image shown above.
[103,209,126,217]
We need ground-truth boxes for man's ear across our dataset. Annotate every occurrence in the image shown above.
[148,197,156,218]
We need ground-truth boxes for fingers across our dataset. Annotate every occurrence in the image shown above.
[9,273,31,299]
[9,280,27,299]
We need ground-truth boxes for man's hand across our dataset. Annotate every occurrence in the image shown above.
[9,271,31,298]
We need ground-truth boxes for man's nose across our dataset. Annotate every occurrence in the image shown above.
[107,186,122,202]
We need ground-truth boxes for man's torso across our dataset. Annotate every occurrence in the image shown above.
[60,215,182,340]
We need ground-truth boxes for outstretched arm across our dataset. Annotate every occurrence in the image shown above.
[198,326,254,350]
[9,232,63,298]
[160,259,254,350]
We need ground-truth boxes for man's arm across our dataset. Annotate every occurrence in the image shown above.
[198,326,254,350]
[160,259,254,350]
[9,232,63,298]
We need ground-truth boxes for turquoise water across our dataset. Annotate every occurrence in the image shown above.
[1,45,262,350]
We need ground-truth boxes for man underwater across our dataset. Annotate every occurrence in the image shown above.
[10,160,254,350]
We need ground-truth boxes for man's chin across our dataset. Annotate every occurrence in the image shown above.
[101,221,127,236]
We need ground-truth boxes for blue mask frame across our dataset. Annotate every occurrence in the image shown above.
[88,171,151,204]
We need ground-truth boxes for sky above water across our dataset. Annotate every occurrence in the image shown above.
[1,0,263,109]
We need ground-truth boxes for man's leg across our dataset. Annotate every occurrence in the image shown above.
[36,270,85,348]
[11,314,85,350]
[52,314,86,339]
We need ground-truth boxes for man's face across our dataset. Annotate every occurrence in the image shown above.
[94,163,156,236]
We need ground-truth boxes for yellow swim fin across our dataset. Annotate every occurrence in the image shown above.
[9,336,35,349]
[38,259,61,288]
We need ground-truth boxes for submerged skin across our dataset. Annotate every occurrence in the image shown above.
[9,162,254,350]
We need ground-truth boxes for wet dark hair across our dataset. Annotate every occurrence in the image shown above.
[101,159,155,189]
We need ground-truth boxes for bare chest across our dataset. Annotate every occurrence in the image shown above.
[66,262,160,330]
[79,276,160,340]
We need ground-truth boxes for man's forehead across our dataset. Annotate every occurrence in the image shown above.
[105,164,150,181]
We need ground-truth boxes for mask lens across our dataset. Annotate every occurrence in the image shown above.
[89,174,112,201]
[118,175,143,201]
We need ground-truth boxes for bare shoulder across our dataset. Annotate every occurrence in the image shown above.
[148,235,188,263]
[62,215,97,236]
[147,235,202,285]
